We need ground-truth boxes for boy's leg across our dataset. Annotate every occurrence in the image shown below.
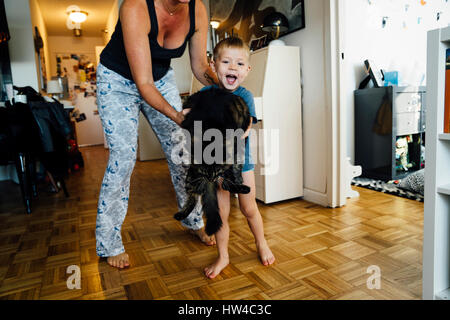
[95,64,141,268]
[238,171,275,266]
[140,69,215,245]
[204,185,231,278]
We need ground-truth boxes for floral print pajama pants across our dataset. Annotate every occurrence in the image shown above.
[95,63,203,257]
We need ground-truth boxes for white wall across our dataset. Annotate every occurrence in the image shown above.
[103,0,120,45]
[283,0,328,200]
[47,36,105,77]
[343,0,450,162]
[171,0,211,94]
[29,0,51,87]
[4,0,39,91]
[1,0,40,181]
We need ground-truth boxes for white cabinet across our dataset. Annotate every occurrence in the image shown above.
[423,26,450,300]
[243,45,303,204]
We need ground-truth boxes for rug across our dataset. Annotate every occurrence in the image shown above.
[352,177,424,202]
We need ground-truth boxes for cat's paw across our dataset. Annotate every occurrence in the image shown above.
[236,185,251,194]
[174,212,188,221]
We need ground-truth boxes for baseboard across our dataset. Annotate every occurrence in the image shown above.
[79,143,104,148]
[303,188,329,207]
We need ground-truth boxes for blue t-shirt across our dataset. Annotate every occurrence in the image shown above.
[200,85,258,124]
[200,85,257,169]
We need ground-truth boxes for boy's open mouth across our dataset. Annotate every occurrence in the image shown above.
[226,75,237,85]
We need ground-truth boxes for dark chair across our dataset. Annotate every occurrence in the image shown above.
[0,90,73,213]
[0,103,40,213]
[28,100,72,198]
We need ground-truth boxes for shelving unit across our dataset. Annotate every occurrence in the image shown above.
[423,26,450,300]
[354,86,426,181]
[438,133,450,141]
[437,184,450,196]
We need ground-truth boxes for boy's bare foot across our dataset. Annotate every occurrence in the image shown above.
[189,228,216,246]
[107,252,130,269]
[204,256,229,279]
[257,241,275,266]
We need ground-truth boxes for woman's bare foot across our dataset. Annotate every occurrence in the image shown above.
[107,252,130,269]
[189,228,216,246]
[257,241,275,266]
[204,256,229,279]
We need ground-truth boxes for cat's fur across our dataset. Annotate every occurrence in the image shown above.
[174,88,252,236]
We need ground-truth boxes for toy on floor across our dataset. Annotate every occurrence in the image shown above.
[395,136,413,172]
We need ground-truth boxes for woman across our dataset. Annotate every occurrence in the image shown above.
[96,0,218,269]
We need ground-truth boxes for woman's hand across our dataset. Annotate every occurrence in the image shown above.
[173,109,192,126]
[173,111,185,126]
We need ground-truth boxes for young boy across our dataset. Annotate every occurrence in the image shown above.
[201,37,275,279]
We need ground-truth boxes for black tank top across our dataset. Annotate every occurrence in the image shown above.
[100,0,196,81]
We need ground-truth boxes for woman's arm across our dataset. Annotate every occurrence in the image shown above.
[121,0,184,125]
[188,0,218,86]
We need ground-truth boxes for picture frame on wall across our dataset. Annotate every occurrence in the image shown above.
[210,0,305,44]
[34,26,47,91]
[249,35,267,52]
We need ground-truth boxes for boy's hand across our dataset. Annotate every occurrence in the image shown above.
[242,123,252,139]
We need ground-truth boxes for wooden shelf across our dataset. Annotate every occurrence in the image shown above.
[439,134,450,141]
[437,184,450,196]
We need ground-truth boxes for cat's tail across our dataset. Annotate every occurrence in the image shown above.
[202,181,222,236]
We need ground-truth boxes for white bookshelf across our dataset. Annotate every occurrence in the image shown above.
[438,133,450,141]
[437,184,450,196]
[423,26,450,300]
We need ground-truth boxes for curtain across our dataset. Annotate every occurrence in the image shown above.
[0,0,10,44]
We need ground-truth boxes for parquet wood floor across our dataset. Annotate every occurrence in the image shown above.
[0,146,424,300]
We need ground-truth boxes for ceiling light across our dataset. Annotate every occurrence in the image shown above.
[210,20,220,29]
[69,10,88,23]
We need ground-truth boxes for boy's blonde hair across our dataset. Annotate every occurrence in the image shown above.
[213,37,250,61]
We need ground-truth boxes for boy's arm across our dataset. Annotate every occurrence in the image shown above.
[241,89,257,139]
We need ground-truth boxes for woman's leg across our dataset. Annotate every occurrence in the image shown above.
[204,185,231,278]
[238,171,275,266]
[141,69,215,245]
[95,64,141,268]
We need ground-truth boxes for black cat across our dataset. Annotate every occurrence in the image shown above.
[174,88,252,236]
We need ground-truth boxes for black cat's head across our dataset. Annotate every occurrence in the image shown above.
[182,87,251,135]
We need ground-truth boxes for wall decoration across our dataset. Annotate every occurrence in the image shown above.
[210,0,305,45]
[34,27,47,91]
[55,53,96,100]
[366,0,449,31]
